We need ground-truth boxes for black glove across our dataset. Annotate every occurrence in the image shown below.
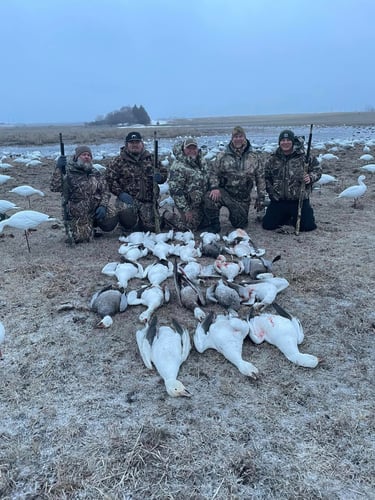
[56,155,67,173]
[118,192,134,205]
[153,172,163,183]
[95,206,107,220]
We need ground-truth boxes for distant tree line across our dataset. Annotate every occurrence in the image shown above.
[88,105,151,126]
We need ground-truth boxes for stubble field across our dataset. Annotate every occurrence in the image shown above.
[0,115,374,499]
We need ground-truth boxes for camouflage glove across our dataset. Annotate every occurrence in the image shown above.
[56,155,67,174]
[95,206,107,221]
[118,192,134,205]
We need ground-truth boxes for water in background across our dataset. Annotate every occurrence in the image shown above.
[2,124,375,158]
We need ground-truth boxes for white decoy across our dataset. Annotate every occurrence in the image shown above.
[313,173,338,192]
[136,315,191,397]
[360,164,375,175]
[0,200,19,216]
[0,210,56,252]
[247,304,320,368]
[214,254,245,282]
[194,312,259,378]
[127,285,170,322]
[359,154,374,161]
[337,175,367,207]
[318,153,339,162]
[0,174,13,185]
[90,287,128,328]
[0,321,5,358]
[144,261,173,286]
[9,185,45,207]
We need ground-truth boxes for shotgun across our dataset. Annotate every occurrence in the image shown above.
[295,124,313,235]
[153,131,161,233]
[59,133,74,245]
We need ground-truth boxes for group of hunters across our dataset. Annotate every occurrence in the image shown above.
[50,126,322,244]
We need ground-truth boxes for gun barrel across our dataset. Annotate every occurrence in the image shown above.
[59,133,65,156]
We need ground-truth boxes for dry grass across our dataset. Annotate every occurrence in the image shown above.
[0,119,374,499]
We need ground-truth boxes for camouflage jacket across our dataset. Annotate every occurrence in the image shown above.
[209,140,266,203]
[169,147,210,211]
[264,146,322,201]
[50,159,111,211]
[105,147,168,203]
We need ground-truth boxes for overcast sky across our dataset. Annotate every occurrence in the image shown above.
[1,0,374,124]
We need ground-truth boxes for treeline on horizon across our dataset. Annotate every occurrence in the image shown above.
[87,105,151,127]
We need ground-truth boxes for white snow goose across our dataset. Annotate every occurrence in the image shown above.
[136,315,192,397]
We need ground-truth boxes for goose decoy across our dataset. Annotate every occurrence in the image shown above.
[0,200,19,218]
[136,315,192,397]
[0,321,5,358]
[206,279,241,312]
[360,164,375,175]
[0,210,56,252]
[90,286,128,328]
[127,284,170,323]
[9,185,45,207]
[337,175,367,208]
[0,174,13,185]
[194,311,259,378]
[247,303,320,368]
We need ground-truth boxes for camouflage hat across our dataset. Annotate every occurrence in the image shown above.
[126,131,143,142]
[232,126,246,137]
[278,130,295,143]
[74,145,92,160]
[183,137,198,148]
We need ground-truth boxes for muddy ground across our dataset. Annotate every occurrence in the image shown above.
[0,133,374,499]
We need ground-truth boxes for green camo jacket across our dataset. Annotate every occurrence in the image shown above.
[264,147,322,201]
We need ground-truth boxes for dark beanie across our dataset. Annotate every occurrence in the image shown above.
[278,130,295,143]
[74,145,92,160]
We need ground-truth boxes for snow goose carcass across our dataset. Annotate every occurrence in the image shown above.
[247,303,320,368]
[136,315,192,397]
[194,312,258,378]
[90,286,128,328]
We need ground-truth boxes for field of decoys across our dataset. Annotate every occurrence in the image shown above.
[0,113,374,499]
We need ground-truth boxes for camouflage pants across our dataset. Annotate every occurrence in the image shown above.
[66,201,118,244]
[203,189,250,229]
[161,206,207,232]
[117,199,159,233]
